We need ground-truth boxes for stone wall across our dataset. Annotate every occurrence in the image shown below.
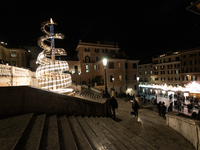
[0,86,110,119]
[166,112,200,150]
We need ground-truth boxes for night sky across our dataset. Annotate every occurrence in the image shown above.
[1,0,200,61]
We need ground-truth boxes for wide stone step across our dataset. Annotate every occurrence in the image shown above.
[90,117,128,150]
[57,115,78,150]
[76,116,105,150]
[98,117,137,150]
[68,116,93,150]
[83,116,118,150]
[15,114,46,150]
[0,113,33,150]
[104,117,157,150]
[40,115,60,150]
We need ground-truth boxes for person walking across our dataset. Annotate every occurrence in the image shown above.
[132,99,139,118]
[109,96,118,119]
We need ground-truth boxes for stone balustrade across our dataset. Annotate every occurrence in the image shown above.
[166,112,200,150]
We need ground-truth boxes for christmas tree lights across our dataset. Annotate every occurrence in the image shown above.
[36,18,72,93]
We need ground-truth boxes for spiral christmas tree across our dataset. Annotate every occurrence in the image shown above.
[36,18,72,93]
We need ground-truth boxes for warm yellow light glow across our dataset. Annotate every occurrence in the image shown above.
[102,58,107,66]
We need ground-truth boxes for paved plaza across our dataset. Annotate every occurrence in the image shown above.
[115,97,195,150]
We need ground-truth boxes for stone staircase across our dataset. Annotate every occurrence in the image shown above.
[0,113,157,150]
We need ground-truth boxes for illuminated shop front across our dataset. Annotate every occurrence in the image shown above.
[139,81,200,99]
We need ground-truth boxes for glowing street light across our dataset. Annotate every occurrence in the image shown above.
[137,76,140,96]
[112,77,114,90]
[102,58,109,98]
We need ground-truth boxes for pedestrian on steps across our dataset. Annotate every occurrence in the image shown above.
[132,99,139,118]
[109,96,118,119]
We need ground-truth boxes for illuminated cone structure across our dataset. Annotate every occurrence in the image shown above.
[36,19,72,92]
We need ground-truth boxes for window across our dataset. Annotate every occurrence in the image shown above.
[183,61,186,66]
[154,71,158,75]
[11,51,17,57]
[139,72,142,75]
[118,62,121,69]
[168,65,172,69]
[86,65,89,73]
[168,70,173,74]
[94,65,97,70]
[161,77,165,81]
[190,60,196,65]
[155,78,159,81]
[154,66,158,70]
[97,64,100,70]
[182,76,188,81]
[168,58,171,62]
[119,75,122,82]
[102,49,107,53]
[125,63,127,69]
[74,65,78,73]
[174,64,180,68]
[175,77,180,81]
[174,70,179,74]
[135,85,137,90]
[110,75,114,82]
[182,68,188,73]
[133,63,137,69]
[96,57,98,61]
[150,71,153,75]
[191,68,196,72]
[109,62,114,69]
[134,74,136,80]
[85,48,90,52]
[85,56,90,63]
[191,76,197,81]
[160,71,165,75]
[95,48,99,53]
[183,55,186,58]
[160,65,164,70]
[145,71,148,75]
[168,77,173,81]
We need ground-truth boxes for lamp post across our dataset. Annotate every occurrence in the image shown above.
[102,58,109,98]
[137,76,140,96]
[78,72,81,85]
[112,77,115,90]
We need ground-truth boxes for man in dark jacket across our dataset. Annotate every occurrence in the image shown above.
[109,96,118,119]
[132,99,139,118]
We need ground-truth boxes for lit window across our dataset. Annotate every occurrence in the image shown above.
[94,65,96,70]
[119,75,122,82]
[86,65,89,73]
[118,62,121,69]
[11,51,17,57]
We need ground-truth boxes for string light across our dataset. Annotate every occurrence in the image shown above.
[139,81,200,93]
[36,18,72,93]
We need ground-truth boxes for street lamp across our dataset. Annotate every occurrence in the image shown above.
[137,76,140,96]
[102,58,109,98]
[112,77,114,90]
[78,72,81,85]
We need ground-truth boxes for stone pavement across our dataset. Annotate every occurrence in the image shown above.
[114,98,195,150]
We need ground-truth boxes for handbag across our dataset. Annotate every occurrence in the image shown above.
[130,111,135,115]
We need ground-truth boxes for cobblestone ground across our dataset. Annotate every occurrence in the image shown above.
[115,98,195,150]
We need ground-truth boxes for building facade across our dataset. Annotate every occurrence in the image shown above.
[73,40,139,95]
[138,49,200,98]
